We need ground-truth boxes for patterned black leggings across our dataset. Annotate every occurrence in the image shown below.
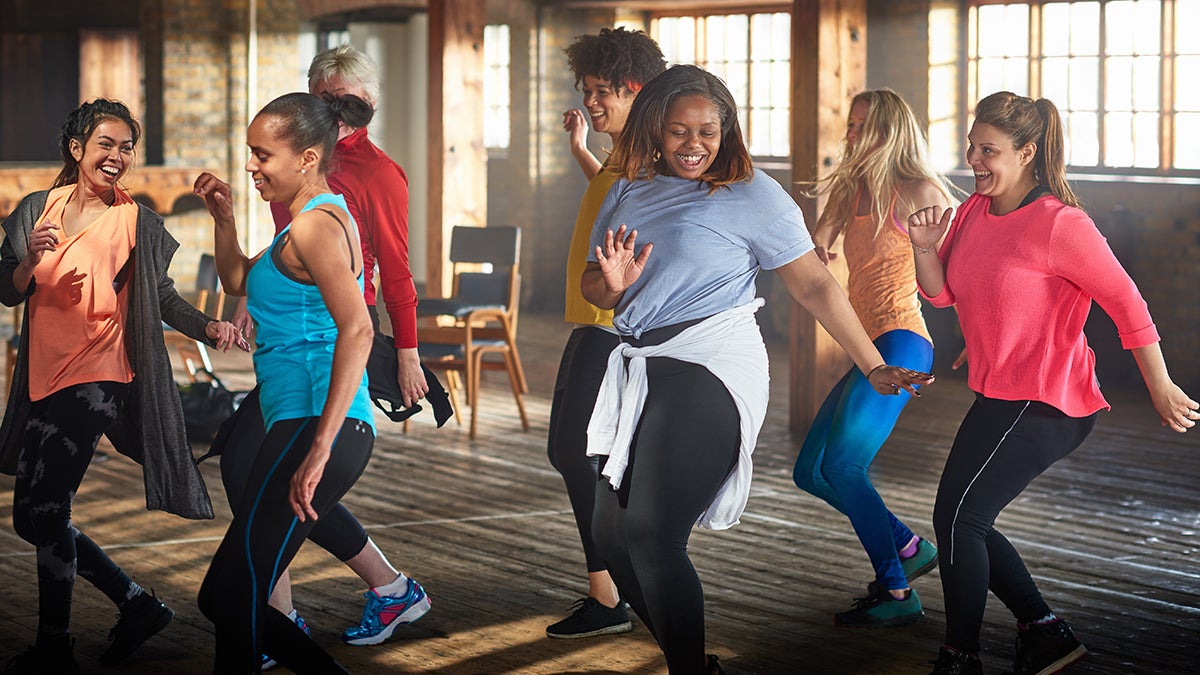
[12,381,138,639]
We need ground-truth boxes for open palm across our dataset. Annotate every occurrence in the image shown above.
[596,224,653,294]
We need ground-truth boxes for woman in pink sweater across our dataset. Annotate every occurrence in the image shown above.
[909,91,1198,675]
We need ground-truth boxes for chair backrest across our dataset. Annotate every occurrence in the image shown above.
[448,226,521,316]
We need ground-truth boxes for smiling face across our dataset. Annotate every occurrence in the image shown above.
[659,94,722,180]
[71,119,135,191]
[581,74,636,139]
[967,121,1038,208]
[244,114,306,203]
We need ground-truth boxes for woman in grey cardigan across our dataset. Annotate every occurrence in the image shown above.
[0,99,242,674]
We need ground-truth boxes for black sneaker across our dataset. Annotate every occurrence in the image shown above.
[3,642,79,675]
[834,587,924,628]
[706,653,727,674]
[929,646,984,675]
[1011,618,1086,675]
[98,591,175,665]
[545,597,632,639]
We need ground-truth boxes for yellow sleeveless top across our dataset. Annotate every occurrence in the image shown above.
[842,193,931,343]
[563,169,617,327]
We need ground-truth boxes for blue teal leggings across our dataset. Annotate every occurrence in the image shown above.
[793,329,933,592]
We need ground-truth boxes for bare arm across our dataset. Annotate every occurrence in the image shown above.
[908,205,954,298]
[284,208,375,520]
[776,251,933,395]
[193,172,256,296]
[1131,343,1199,433]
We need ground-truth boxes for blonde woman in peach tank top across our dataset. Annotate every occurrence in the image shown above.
[793,89,959,629]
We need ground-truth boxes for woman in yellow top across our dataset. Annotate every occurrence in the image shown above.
[0,99,241,673]
[546,27,665,639]
[792,89,958,628]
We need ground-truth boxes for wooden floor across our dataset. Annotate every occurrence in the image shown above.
[1,312,1197,674]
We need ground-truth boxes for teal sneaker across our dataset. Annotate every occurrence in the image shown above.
[902,537,939,580]
[834,587,924,628]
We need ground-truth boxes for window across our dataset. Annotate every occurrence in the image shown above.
[483,24,511,151]
[653,12,791,157]
[967,0,1199,172]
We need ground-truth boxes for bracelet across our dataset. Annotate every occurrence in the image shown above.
[867,364,889,380]
[913,242,935,256]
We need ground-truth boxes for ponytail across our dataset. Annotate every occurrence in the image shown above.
[1033,98,1079,207]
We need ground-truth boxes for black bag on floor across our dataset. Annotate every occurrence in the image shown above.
[178,370,243,443]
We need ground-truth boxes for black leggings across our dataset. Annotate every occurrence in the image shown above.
[12,382,137,639]
[199,416,374,674]
[547,325,620,573]
[591,357,739,675]
[219,386,368,561]
[933,394,1096,653]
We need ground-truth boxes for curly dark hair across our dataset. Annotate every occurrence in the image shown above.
[564,27,666,94]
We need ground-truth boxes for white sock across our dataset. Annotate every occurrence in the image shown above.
[287,608,299,621]
[373,572,410,597]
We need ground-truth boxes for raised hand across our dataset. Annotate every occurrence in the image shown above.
[25,220,60,268]
[595,224,652,295]
[192,172,234,225]
[908,205,953,255]
[563,109,588,150]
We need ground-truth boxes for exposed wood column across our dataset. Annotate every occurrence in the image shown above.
[789,0,866,433]
[426,0,487,297]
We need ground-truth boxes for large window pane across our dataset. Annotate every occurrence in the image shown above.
[1176,113,1200,169]
[1042,57,1071,104]
[1043,3,1072,56]
[1068,3,1101,55]
[1176,56,1200,110]
[1067,111,1099,165]
[1132,111,1158,168]
[1179,1,1200,54]
[1131,56,1158,109]
[482,24,509,150]
[1105,56,1133,110]
[978,5,1029,57]
[1105,111,1134,166]
[1067,57,1099,110]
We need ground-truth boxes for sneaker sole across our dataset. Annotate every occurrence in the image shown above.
[1030,644,1087,675]
[342,594,432,646]
[98,606,175,665]
[833,609,925,629]
[904,555,939,582]
[546,621,634,639]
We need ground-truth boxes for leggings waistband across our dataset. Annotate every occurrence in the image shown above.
[620,316,710,347]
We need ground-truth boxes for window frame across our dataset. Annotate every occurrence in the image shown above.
[649,5,792,162]
[962,0,1198,178]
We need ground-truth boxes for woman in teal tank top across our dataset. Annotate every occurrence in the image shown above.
[192,92,376,674]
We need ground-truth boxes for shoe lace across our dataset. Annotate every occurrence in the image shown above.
[848,591,884,610]
[564,597,592,615]
[359,592,386,629]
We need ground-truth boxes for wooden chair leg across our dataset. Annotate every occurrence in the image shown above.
[503,350,529,431]
[445,369,465,425]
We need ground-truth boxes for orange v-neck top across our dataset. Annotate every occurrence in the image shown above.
[842,193,931,343]
[27,185,138,401]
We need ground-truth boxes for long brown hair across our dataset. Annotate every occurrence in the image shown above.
[974,91,1080,208]
[607,64,754,193]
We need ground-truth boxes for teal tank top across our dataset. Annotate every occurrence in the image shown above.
[246,193,375,431]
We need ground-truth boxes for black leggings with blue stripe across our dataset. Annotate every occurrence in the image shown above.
[199,416,374,674]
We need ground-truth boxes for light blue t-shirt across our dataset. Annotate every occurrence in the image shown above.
[247,193,375,432]
[588,168,814,337]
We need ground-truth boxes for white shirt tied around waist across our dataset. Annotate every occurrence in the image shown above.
[586,299,769,530]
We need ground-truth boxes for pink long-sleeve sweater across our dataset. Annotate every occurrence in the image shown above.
[921,192,1160,417]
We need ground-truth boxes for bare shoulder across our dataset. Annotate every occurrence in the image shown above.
[898,178,951,214]
[289,204,352,242]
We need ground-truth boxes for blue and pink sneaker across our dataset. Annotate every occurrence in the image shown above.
[341,578,432,646]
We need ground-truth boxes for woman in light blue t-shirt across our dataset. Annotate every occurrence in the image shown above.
[581,65,934,674]
[192,92,376,674]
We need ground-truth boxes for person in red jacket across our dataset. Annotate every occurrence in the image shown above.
[222,45,431,665]
[910,90,1198,675]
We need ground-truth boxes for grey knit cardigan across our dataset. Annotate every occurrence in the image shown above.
[0,190,215,519]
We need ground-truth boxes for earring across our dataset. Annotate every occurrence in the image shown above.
[301,168,307,174]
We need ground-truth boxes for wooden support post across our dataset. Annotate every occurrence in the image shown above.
[426,0,487,297]
[789,0,867,433]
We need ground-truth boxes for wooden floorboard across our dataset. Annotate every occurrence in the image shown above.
[1,312,1197,674]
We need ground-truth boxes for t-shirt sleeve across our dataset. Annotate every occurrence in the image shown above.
[1048,210,1159,349]
[753,206,814,270]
